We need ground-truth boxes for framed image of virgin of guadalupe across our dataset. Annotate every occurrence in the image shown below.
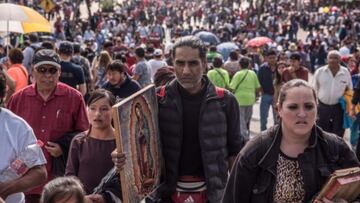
[112,84,162,203]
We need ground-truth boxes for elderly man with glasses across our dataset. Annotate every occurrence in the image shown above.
[7,49,89,203]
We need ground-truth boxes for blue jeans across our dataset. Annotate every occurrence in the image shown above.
[260,94,276,131]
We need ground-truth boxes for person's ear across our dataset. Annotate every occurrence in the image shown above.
[276,103,282,117]
[57,68,61,77]
[202,59,207,72]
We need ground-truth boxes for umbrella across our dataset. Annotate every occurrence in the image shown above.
[246,37,272,47]
[195,31,220,45]
[0,3,51,34]
[217,42,238,61]
[330,6,338,12]
[323,6,330,13]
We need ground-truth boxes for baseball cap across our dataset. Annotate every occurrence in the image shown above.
[32,49,61,69]
[58,41,74,55]
[154,49,163,56]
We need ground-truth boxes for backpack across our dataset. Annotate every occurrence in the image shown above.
[29,45,41,54]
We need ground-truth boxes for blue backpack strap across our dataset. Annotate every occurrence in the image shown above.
[215,87,225,99]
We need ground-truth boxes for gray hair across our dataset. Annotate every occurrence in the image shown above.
[327,50,341,59]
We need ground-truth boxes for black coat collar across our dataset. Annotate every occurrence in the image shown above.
[257,125,321,173]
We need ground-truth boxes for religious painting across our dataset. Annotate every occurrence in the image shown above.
[112,85,162,203]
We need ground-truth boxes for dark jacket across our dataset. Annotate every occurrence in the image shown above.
[102,72,141,100]
[53,131,79,177]
[257,63,275,95]
[93,167,122,203]
[157,76,244,203]
[222,125,360,203]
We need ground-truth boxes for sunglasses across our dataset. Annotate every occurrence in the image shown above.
[36,66,59,74]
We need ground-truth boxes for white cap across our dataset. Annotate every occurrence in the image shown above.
[154,49,163,56]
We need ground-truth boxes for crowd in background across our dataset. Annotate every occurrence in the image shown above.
[1,0,360,203]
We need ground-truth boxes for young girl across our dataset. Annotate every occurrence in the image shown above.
[65,89,122,202]
[41,176,85,203]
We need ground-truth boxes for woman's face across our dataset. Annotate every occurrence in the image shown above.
[88,97,112,129]
[277,64,286,75]
[278,86,317,138]
[348,58,357,68]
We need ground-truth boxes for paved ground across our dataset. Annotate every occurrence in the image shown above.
[249,29,308,136]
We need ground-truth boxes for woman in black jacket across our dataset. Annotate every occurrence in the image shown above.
[222,79,360,203]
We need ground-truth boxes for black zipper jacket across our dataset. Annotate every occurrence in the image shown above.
[222,125,360,203]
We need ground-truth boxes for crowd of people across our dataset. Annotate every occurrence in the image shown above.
[1,0,360,203]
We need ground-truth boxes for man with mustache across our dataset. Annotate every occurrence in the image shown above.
[7,49,89,203]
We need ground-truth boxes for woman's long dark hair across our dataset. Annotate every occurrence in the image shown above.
[274,61,286,86]
[87,88,116,107]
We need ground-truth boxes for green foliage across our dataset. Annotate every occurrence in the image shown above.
[100,0,114,13]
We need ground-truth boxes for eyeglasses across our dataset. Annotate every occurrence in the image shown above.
[36,66,59,74]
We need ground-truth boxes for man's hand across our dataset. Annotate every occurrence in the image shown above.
[350,108,357,120]
[86,194,106,203]
[0,182,10,200]
[0,165,46,201]
[45,142,63,157]
[111,150,126,171]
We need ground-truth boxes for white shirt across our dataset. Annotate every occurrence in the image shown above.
[0,108,47,203]
[148,59,167,81]
[313,65,352,105]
